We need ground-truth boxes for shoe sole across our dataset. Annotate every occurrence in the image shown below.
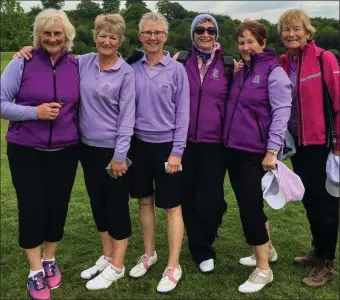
[303,273,337,288]
[49,281,61,290]
[238,280,273,294]
[27,284,50,300]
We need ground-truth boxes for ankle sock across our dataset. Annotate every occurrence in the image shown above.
[110,264,123,274]
[28,268,44,278]
[42,257,55,263]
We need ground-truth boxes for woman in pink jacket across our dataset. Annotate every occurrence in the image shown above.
[278,9,339,288]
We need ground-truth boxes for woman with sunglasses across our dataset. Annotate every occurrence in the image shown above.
[173,14,234,273]
[224,20,292,293]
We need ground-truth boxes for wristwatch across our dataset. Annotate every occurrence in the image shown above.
[267,149,278,155]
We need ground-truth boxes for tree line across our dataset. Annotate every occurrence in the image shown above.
[1,0,339,59]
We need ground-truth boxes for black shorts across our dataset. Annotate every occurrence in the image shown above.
[80,143,131,240]
[128,137,181,209]
[7,143,79,249]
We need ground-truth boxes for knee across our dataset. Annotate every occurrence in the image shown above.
[165,205,182,217]
[138,196,154,209]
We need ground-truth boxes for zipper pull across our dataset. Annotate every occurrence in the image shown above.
[53,69,56,75]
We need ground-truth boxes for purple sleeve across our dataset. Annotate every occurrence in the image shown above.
[267,66,292,151]
[171,63,190,157]
[113,68,136,162]
[1,58,37,121]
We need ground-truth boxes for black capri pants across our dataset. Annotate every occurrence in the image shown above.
[226,148,269,246]
[7,142,79,249]
[80,143,131,240]
[181,142,227,264]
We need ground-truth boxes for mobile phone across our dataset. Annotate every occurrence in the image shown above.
[106,157,132,179]
[164,162,183,172]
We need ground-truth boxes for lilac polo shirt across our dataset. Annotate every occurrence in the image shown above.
[78,53,136,162]
[131,51,190,157]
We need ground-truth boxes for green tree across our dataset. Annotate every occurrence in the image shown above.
[122,3,151,26]
[40,0,65,9]
[102,0,120,13]
[1,0,31,51]
[156,0,187,21]
[125,0,146,9]
[76,0,103,19]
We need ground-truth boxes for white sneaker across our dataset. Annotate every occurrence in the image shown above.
[239,247,278,267]
[238,268,273,293]
[80,255,110,279]
[156,265,182,293]
[199,259,214,273]
[129,251,157,278]
[86,264,125,290]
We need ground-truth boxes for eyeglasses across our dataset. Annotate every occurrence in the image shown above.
[194,26,217,36]
[141,31,166,38]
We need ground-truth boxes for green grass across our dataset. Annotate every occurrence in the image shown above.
[1,52,339,299]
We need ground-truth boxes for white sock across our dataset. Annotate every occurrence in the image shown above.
[28,268,44,278]
[41,257,55,263]
[111,264,123,274]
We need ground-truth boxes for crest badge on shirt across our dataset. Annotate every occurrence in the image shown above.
[252,75,261,84]
[212,68,220,80]
[160,84,169,94]
[100,84,111,95]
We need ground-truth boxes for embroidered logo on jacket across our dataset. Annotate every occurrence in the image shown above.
[252,75,261,84]
[212,68,220,80]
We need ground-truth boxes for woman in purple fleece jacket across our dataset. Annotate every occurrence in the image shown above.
[224,20,292,293]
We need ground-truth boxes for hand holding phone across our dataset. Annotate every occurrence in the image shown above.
[106,157,132,179]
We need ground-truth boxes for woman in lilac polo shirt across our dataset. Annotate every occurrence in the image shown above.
[1,9,79,300]
[127,12,190,293]
[15,13,136,292]
[224,20,292,293]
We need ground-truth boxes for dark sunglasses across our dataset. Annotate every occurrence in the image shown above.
[194,26,217,36]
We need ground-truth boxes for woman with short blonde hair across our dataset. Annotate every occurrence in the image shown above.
[1,8,80,300]
[33,8,75,51]
[278,8,339,288]
[93,13,126,44]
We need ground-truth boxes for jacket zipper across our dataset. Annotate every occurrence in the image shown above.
[194,55,218,140]
[252,111,265,142]
[225,66,252,146]
[297,51,304,145]
[48,66,57,148]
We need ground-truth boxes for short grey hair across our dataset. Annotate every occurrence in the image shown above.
[138,12,168,34]
[33,9,75,51]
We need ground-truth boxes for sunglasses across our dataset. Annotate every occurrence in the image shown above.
[194,26,217,36]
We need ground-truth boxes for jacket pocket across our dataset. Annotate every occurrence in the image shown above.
[252,110,265,142]
[15,122,22,134]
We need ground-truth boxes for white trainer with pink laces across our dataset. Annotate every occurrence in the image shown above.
[156,265,182,293]
[129,251,157,278]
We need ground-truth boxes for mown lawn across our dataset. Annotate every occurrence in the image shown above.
[1,52,339,299]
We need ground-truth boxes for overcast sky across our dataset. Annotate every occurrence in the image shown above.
[20,1,339,23]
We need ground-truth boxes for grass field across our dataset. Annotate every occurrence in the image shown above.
[0,52,339,299]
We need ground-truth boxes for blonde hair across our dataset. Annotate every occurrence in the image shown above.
[93,14,126,44]
[138,12,168,34]
[33,9,75,51]
[277,9,316,39]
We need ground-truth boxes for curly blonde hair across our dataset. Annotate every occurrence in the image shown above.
[93,14,126,45]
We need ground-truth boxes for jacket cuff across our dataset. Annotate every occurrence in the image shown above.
[113,151,126,163]
[267,141,281,152]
